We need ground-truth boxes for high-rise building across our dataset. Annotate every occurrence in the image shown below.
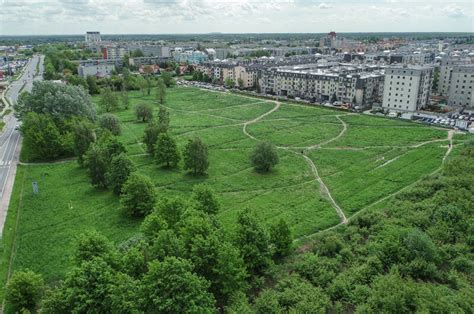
[382,65,433,112]
[85,31,101,44]
[448,65,474,109]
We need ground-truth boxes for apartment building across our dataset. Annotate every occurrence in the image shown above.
[77,59,121,78]
[129,56,170,67]
[438,56,473,96]
[382,65,433,112]
[260,64,384,105]
[448,65,474,108]
[174,50,208,64]
[102,46,128,60]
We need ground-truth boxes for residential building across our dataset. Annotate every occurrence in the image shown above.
[85,31,101,44]
[141,45,170,58]
[447,65,474,108]
[382,65,434,112]
[102,46,128,60]
[77,59,120,78]
[260,64,384,105]
[438,56,473,96]
[174,50,208,64]
[129,56,170,67]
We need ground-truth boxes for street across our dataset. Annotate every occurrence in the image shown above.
[0,55,44,236]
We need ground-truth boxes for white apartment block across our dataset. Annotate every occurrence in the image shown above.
[382,66,433,112]
[448,65,474,109]
[438,56,473,96]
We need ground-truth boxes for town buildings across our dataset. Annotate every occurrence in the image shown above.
[382,65,433,112]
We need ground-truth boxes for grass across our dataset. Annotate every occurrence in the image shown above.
[1,86,460,291]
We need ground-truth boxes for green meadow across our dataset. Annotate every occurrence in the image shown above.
[1,86,456,285]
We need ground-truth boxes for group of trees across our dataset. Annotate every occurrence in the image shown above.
[141,104,210,176]
[6,187,293,312]
[15,81,96,161]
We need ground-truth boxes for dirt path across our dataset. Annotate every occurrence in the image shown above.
[242,101,280,140]
[307,115,348,150]
[239,99,348,225]
[301,154,348,224]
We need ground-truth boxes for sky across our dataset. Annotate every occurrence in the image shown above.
[0,0,473,35]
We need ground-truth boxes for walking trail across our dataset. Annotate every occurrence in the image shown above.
[240,100,349,224]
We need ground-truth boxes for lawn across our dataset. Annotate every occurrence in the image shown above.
[1,86,457,288]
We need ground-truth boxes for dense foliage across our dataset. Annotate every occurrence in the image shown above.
[253,141,474,312]
[15,81,96,122]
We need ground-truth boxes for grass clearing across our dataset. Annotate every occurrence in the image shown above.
[2,86,460,288]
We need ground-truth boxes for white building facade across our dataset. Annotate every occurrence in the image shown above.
[382,66,433,112]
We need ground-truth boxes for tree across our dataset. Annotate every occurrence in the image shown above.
[100,87,119,112]
[156,197,187,228]
[15,81,96,122]
[331,92,337,103]
[84,142,108,188]
[140,257,215,313]
[234,209,272,279]
[121,173,156,217]
[99,113,121,135]
[121,88,130,110]
[156,78,166,104]
[155,133,181,168]
[212,242,249,307]
[145,76,152,96]
[183,138,209,176]
[160,71,175,87]
[143,121,161,154]
[238,78,244,89]
[135,103,153,122]
[158,105,170,133]
[73,231,115,265]
[86,75,100,95]
[191,184,220,215]
[73,119,96,166]
[140,212,168,241]
[42,257,138,313]
[5,270,44,312]
[137,75,147,96]
[20,112,64,161]
[225,77,235,89]
[270,219,292,259]
[106,153,136,195]
[251,142,279,173]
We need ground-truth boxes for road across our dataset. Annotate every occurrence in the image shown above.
[0,55,44,236]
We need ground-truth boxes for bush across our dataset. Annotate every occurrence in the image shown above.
[250,142,279,173]
[99,113,121,135]
[135,103,153,122]
[5,270,44,312]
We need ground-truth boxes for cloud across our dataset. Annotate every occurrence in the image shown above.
[442,5,468,19]
[318,2,332,9]
[0,0,472,34]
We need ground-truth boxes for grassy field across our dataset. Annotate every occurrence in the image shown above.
[1,86,458,288]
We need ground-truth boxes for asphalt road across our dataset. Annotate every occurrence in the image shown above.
[0,55,44,236]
